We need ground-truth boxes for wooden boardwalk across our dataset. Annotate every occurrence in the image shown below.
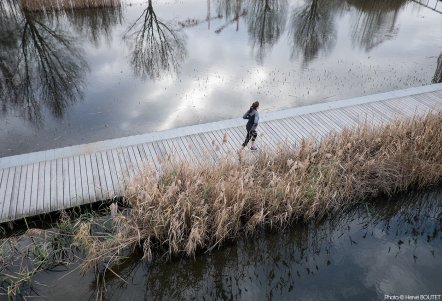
[1,84,442,224]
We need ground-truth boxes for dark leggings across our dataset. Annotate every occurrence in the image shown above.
[242,129,257,147]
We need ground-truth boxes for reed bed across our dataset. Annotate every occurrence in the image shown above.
[80,113,442,271]
[20,0,121,11]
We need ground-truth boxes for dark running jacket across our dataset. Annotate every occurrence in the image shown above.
[243,109,259,131]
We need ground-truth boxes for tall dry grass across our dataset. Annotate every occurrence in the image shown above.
[20,0,121,11]
[79,113,442,271]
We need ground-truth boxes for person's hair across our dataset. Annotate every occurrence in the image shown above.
[248,101,259,113]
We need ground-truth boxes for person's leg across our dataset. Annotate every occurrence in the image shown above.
[250,130,257,150]
[242,129,252,147]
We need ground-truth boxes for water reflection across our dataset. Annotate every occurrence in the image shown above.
[56,6,122,46]
[89,189,442,300]
[288,0,342,66]
[347,0,407,51]
[124,0,187,80]
[20,11,88,119]
[246,0,288,63]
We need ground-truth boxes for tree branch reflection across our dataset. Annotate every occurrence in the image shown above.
[19,11,88,119]
[124,0,187,80]
[347,0,406,51]
[288,0,341,67]
[246,0,288,63]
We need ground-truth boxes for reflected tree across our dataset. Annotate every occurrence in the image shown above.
[288,0,342,67]
[19,11,88,119]
[0,8,88,123]
[347,0,407,51]
[63,5,123,46]
[124,0,187,80]
[432,53,442,84]
[246,0,288,63]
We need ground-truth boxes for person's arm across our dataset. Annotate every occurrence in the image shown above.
[243,111,250,119]
[250,112,259,130]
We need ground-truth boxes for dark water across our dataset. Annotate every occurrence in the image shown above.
[0,0,442,157]
[13,189,437,300]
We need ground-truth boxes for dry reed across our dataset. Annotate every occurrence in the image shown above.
[20,0,121,11]
[80,113,442,271]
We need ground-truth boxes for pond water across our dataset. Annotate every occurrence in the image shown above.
[8,188,438,300]
[0,0,441,157]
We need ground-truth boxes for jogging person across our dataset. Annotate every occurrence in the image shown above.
[240,101,259,151]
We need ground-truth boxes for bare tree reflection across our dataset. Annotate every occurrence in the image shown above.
[63,6,123,46]
[347,0,407,51]
[19,11,88,119]
[124,0,187,80]
[432,53,442,84]
[288,0,341,67]
[246,0,288,63]
[0,8,88,123]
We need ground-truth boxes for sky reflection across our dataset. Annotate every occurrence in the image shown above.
[0,0,441,156]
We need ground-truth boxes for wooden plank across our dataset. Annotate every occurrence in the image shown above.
[2,168,15,222]
[0,169,5,219]
[115,148,130,181]
[9,165,23,221]
[132,144,146,172]
[84,153,97,203]
[73,155,84,206]
[43,161,51,213]
[22,164,33,219]
[165,138,185,163]
[79,155,90,204]
[278,117,306,141]
[288,116,318,139]
[267,120,295,146]
[313,111,342,133]
[181,135,203,165]
[175,137,197,164]
[279,117,308,141]
[100,151,115,199]
[301,114,327,137]
[309,112,338,134]
[62,158,70,210]
[270,120,299,146]
[95,151,109,199]
[208,130,231,156]
[193,131,216,161]
[15,165,27,220]
[127,146,141,175]
[105,150,119,197]
[29,163,39,216]
[89,152,103,202]
[65,156,78,208]
[387,96,423,116]
[0,169,9,221]
[36,162,45,215]
[121,147,135,179]
[146,142,163,172]
[54,158,64,210]
[325,108,359,127]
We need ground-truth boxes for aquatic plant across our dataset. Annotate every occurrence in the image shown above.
[79,112,442,271]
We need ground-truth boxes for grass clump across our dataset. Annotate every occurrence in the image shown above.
[80,113,442,271]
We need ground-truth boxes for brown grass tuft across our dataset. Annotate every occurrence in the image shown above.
[80,113,442,271]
